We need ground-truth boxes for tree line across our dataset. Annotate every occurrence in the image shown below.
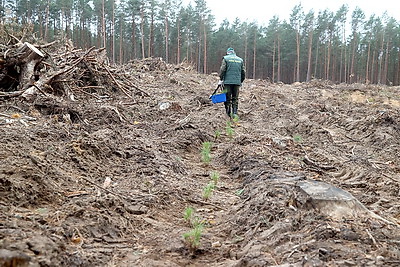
[1,0,399,85]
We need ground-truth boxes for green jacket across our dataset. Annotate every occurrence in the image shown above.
[220,54,245,85]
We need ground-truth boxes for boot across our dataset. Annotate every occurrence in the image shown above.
[231,106,239,121]
[225,106,232,117]
[232,106,238,118]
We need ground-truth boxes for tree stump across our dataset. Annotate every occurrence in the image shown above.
[17,42,44,92]
[297,179,395,225]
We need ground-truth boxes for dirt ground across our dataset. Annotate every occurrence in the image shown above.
[1,60,400,267]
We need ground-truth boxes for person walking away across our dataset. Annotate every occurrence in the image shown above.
[219,47,245,118]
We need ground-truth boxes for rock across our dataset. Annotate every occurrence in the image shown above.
[26,235,57,256]
[125,204,148,215]
[158,102,171,110]
[211,241,221,248]
[0,249,30,267]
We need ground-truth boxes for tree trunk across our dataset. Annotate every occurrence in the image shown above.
[366,42,371,83]
[253,30,256,79]
[186,30,190,63]
[44,0,50,41]
[165,15,169,63]
[197,21,202,72]
[102,0,106,48]
[350,34,357,84]
[272,38,276,83]
[112,0,115,63]
[326,37,332,80]
[396,50,400,85]
[203,23,207,74]
[277,36,281,83]
[296,30,300,82]
[148,9,154,58]
[197,39,201,72]
[60,8,64,39]
[132,15,137,59]
[306,29,313,82]
[119,18,123,64]
[378,35,384,84]
[339,41,343,82]
[177,18,181,64]
[371,50,376,84]
[331,49,337,82]
[38,11,43,39]
[79,19,85,47]
[343,25,347,83]
[140,8,145,59]
[383,39,390,85]
[244,33,248,74]
[314,42,319,79]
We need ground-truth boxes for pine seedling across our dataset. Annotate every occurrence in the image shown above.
[235,188,245,196]
[203,182,215,200]
[183,207,194,224]
[232,114,240,123]
[182,222,204,251]
[215,130,221,139]
[226,121,234,138]
[201,141,212,163]
[202,141,212,152]
[191,216,203,227]
[293,134,303,143]
[210,171,220,185]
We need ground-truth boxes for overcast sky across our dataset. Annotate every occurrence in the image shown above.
[182,0,400,25]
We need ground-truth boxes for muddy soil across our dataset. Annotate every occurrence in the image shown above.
[1,62,400,266]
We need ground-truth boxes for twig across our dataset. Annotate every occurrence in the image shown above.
[382,173,400,184]
[0,90,24,98]
[187,198,225,210]
[64,191,89,198]
[366,228,379,248]
[0,112,12,118]
[32,84,49,96]
[54,48,83,59]
[36,40,57,49]
[287,249,299,258]
[101,63,132,98]
[302,155,336,171]
[77,86,105,90]
[123,78,150,97]
[2,105,25,112]
[79,175,144,202]
[72,87,102,100]
[214,189,241,199]
[5,31,22,44]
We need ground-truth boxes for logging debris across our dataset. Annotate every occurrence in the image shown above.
[0,40,158,102]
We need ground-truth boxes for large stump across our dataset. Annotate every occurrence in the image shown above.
[297,179,395,225]
[0,42,44,98]
[17,42,44,91]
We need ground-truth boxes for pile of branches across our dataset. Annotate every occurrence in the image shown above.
[0,36,146,102]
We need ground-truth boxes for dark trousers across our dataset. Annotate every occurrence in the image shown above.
[224,84,240,116]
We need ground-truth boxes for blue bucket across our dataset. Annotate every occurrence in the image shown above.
[211,93,226,104]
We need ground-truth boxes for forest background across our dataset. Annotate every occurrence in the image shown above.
[1,0,399,85]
